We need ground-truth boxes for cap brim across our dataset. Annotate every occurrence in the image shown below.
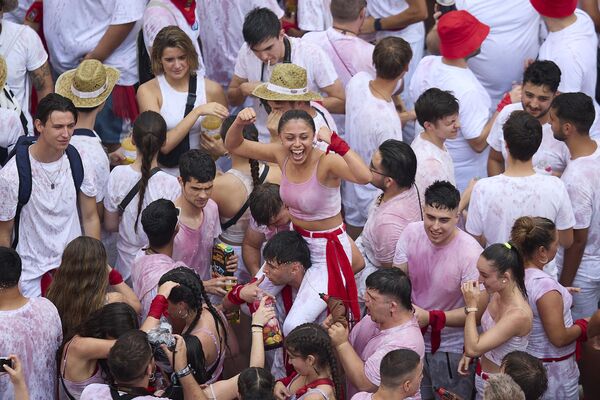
[252,83,323,102]
[55,66,120,108]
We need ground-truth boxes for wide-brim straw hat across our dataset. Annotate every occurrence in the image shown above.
[0,56,7,89]
[0,0,17,13]
[55,59,120,108]
[253,63,322,102]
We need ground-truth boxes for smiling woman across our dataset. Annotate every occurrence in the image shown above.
[224,105,371,335]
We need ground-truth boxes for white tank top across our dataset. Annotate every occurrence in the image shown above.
[219,164,266,244]
[157,72,207,151]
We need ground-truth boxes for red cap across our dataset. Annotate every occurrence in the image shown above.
[530,0,576,18]
[438,10,490,59]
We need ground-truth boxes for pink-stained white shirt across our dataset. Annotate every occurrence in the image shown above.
[104,166,181,280]
[361,186,421,266]
[410,56,491,192]
[197,0,284,88]
[0,298,62,400]
[172,199,221,281]
[233,36,339,143]
[80,384,161,400]
[0,108,24,161]
[342,71,402,226]
[43,0,145,85]
[248,216,292,242]
[393,222,482,353]
[466,173,575,246]
[303,28,375,135]
[555,143,600,280]
[538,9,598,98]
[298,0,332,31]
[487,103,570,175]
[351,393,374,400]
[525,268,576,359]
[132,252,188,317]
[143,0,205,76]
[348,315,425,399]
[70,129,110,202]
[411,133,456,197]
[0,149,97,296]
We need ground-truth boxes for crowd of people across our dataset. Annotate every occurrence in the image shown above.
[1,0,600,399]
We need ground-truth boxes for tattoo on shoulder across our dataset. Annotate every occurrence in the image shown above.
[30,62,52,91]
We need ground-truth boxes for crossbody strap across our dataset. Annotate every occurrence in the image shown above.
[221,164,270,231]
[118,167,162,215]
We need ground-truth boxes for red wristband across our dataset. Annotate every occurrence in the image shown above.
[227,283,246,306]
[148,295,168,319]
[496,92,512,113]
[326,132,350,156]
[108,268,124,285]
[574,319,588,361]
[429,310,447,354]
[25,1,43,23]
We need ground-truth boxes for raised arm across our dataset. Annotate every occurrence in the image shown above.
[224,108,282,164]
[318,127,372,185]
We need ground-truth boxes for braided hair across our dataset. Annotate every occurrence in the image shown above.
[132,111,167,232]
[284,323,343,400]
[220,115,262,188]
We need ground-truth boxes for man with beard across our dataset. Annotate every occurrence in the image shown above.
[409,10,492,193]
[392,180,485,399]
[487,60,570,177]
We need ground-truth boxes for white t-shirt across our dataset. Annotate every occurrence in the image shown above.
[538,9,598,98]
[0,20,48,134]
[455,0,541,105]
[0,148,97,296]
[298,0,332,31]
[466,173,575,246]
[197,0,284,88]
[0,298,62,400]
[81,384,162,400]
[233,36,339,143]
[555,143,600,280]
[303,28,376,135]
[0,108,24,162]
[43,0,145,85]
[411,133,456,197]
[393,222,482,353]
[143,0,205,76]
[487,103,570,175]
[70,129,110,202]
[342,71,402,226]
[367,0,425,45]
[410,56,491,192]
[103,166,181,280]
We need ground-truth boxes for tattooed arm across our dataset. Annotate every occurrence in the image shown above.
[29,62,53,101]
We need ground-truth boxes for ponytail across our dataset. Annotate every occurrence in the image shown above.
[132,111,167,232]
[221,114,263,190]
[481,242,527,298]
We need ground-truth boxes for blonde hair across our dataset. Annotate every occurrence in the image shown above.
[484,374,525,400]
[151,26,199,76]
[46,236,109,339]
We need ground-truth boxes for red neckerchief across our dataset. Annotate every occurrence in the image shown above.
[171,0,196,26]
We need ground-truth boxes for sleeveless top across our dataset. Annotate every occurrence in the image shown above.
[524,268,576,359]
[279,155,341,221]
[189,308,228,384]
[285,372,333,400]
[481,307,530,366]
[157,72,207,152]
[219,164,266,244]
[59,338,105,400]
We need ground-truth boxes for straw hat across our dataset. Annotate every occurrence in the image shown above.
[0,56,7,89]
[55,59,120,108]
[0,0,17,13]
[438,10,490,59]
[253,63,322,102]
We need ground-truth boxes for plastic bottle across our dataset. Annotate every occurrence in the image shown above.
[121,136,137,164]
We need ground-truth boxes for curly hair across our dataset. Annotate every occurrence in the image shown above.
[284,323,343,400]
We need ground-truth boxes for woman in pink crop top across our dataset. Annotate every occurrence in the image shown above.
[511,217,588,400]
[225,107,371,335]
[459,243,533,400]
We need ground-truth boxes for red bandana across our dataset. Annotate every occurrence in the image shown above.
[171,0,196,26]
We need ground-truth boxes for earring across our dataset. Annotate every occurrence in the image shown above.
[502,279,507,284]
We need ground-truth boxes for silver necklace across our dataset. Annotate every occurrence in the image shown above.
[38,156,65,190]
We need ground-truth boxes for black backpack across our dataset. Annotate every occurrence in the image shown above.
[7,136,84,248]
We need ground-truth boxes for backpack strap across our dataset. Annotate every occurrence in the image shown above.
[72,128,97,138]
[65,144,84,191]
[261,36,292,82]
[118,167,162,215]
[221,164,269,231]
[312,106,331,129]
[12,137,35,249]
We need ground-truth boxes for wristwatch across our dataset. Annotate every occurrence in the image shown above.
[464,307,478,315]
[374,18,383,31]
